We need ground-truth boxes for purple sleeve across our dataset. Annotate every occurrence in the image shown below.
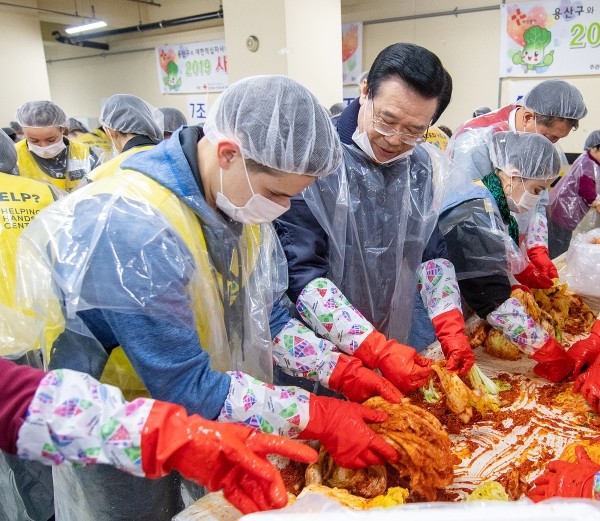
[578,175,597,205]
[0,357,45,454]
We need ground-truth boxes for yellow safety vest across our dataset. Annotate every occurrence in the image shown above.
[56,167,261,399]
[72,128,112,156]
[86,145,153,183]
[0,172,63,358]
[16,139,93,192]
[80,145,153,397]
[425,125,450,151]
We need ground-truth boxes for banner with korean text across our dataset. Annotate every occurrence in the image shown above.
[156,39,228,94]
[500,0,600,77]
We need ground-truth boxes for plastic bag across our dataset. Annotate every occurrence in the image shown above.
[572,207,600,237]
[563,228,600,298]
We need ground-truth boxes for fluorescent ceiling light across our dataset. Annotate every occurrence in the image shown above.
[65,20,107,34]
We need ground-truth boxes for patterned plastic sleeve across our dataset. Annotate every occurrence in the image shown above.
[417,259,462,320]
[16,369,154,476]
[217,371,311,439]
[486,297,550,355]
[272,319,340,388]
[525,209,549,249]
[593,472,600,500]
[296,278,373,355]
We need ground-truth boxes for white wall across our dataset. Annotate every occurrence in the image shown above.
[0,7,51,124]
[223,0,343,106]
[4,0,595,153]
[284,0,343,108]
[223,0,289,81]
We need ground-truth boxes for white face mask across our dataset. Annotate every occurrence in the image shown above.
[507,178,541,213]
[351,104,413,165]
[27,139,66,159]
[105,128,120,158]
[215,156,289,225]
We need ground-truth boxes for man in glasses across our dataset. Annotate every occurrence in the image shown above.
[449,80,587,290]
[271,43,475,399]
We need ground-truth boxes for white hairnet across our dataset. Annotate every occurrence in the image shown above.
[16,100,67,128]
[584,130,600,151]
[490,131,560,180]
[0,129,18,174]
[203,75,342,177]
[158,107,187,133]
[99,94,163,142]
[521,79,587,120]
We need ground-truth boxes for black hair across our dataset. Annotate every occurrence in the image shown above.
[437,125,453,138]
[245,157,282,177]
[2,127,17,141]
[366,43,452,124]
[535,114,579,131]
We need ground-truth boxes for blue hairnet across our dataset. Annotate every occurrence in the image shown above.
[0,129,18,174]
[522,80,587,120]
[67,118,90,134]
[16,101,67,128]
[99,94,163,142]
[158,108,187,133]
[584,130,600,151]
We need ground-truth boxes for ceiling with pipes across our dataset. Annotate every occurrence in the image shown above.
[1,0,498,50]
[2,0,370,40]
[1,0,225,45]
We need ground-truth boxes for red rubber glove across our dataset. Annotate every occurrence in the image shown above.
[574,355,600,412]
[531,337,574,383]
[141,401,318,514]
[431,309,475,376]
[510,284,532,294]
[329,353,403,404]
[354,330,434,393]
[568,319,600,379]
[514,262,554,290]
[528,446,600,502]
[298,395,398,469]
[527,246,559,280]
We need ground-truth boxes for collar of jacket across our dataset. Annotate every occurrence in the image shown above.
[122,134,159,153]
[336,97,361,145]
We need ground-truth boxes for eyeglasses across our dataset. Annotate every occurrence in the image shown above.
[370,99,428,145]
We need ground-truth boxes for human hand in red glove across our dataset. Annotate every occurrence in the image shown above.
[568,319,600,379]
[272,318,402,404]
[510,284,532,294]
[329,353,403,404]
[574,354,600,412]
[141,401,318,514]
[527,246,559,280]
[296,278,433,394]
[528,446,600,502]
[431,309,475,376]
[514,262,554,289]
[298,395,398,469]
[354,330,434,393]
[531,337,574,383]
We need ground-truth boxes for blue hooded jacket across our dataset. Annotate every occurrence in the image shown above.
[48,126,231,419]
